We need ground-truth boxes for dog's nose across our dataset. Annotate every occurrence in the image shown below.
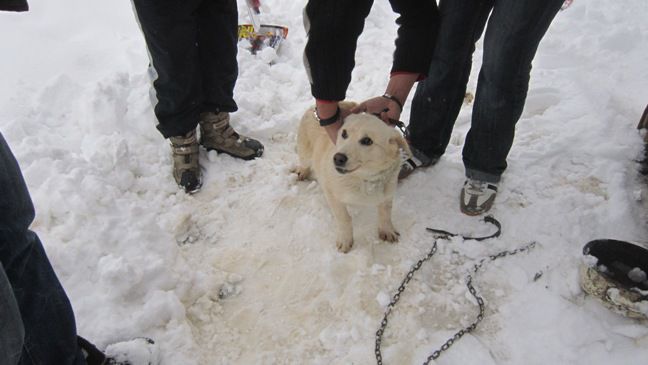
[333,153,348,167]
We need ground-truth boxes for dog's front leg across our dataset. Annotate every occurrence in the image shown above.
[324,190,353,253]
[378,200,399,243]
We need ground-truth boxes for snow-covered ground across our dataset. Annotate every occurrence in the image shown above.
[2,0,648,364]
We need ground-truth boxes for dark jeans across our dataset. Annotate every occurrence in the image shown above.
[0,263,23,365]
[0,133,85,365]
[408,0,563,183]
[132,0,239,138]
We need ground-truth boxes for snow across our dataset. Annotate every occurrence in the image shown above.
[628,267,647,284]
[1,0,648,364]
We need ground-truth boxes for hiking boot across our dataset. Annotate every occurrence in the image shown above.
[580,239,648,320]
[169,129,202,194]
[398,145,439,180]
[199,112,264,160]
[459,178,498,216]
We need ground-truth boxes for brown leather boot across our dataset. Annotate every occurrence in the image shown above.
[169,129,202,193]
[199,112,264,160]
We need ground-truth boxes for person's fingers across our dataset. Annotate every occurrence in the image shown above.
[350,103,365,114]
[353,96,401,116]
[379,108,401,126]
[379,110,390,123]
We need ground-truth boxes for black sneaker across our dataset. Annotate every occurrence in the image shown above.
[459,179,498,216]
[398,145,439,180]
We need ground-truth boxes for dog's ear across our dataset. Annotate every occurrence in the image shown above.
[390,132,412,158]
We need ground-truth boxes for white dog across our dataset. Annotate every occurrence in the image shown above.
[295,102,411,253]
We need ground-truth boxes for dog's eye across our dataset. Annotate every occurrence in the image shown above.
[341,129,348,139]
[359,137,373,146]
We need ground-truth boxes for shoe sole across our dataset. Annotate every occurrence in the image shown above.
[184,184,202,194]
[178,180,202,194]
[460,207,484,216]
[203,146,263,161]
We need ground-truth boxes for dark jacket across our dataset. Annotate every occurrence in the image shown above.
[0,0,28,12]
[304,0,439,101]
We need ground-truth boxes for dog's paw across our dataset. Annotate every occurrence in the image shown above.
[379,229,400,243]
[336,238,354,253]
[292,166,311,181]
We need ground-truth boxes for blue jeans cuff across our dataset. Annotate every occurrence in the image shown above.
[465,168,501,184]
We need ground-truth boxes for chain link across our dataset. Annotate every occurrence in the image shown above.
[375,216,537,365]
[375,241,438,365]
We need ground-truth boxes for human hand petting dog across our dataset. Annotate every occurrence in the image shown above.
[351,95,403,125]
[316,73,420,143]
[352,72,419,123]
[316,101,355,144]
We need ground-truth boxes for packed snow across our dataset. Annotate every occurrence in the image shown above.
[628,267,647,284]
[1,0,648,364]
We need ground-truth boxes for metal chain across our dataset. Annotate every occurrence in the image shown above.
[375,240,438,365]
[375,216,537,365]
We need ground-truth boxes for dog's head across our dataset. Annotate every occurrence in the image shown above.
[332,113,411,177]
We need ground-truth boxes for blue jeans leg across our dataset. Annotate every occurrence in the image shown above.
[0,133,86,365]
[409,0,563,183]
[0,262,24,365]
[463,0,563,183]
[408,0,493,159]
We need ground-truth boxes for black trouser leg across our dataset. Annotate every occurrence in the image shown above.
[132,0,203,138]
[197,0,239,114]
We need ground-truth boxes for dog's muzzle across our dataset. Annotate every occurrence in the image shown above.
[334,153,349,174]
[334,153,347,167]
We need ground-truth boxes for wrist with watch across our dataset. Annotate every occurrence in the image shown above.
[381,93,403,112]
[314,93,403,127]
[314,106,341,127]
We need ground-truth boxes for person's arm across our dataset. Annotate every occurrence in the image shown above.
[352,72,420,124]
[304,0,373,142]
[390,0,438,78]
[353,0,439,124]
[313,100,341,143]
[303,0,373,101]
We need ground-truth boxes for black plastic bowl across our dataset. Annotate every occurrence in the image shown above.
[583,239,648,291]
